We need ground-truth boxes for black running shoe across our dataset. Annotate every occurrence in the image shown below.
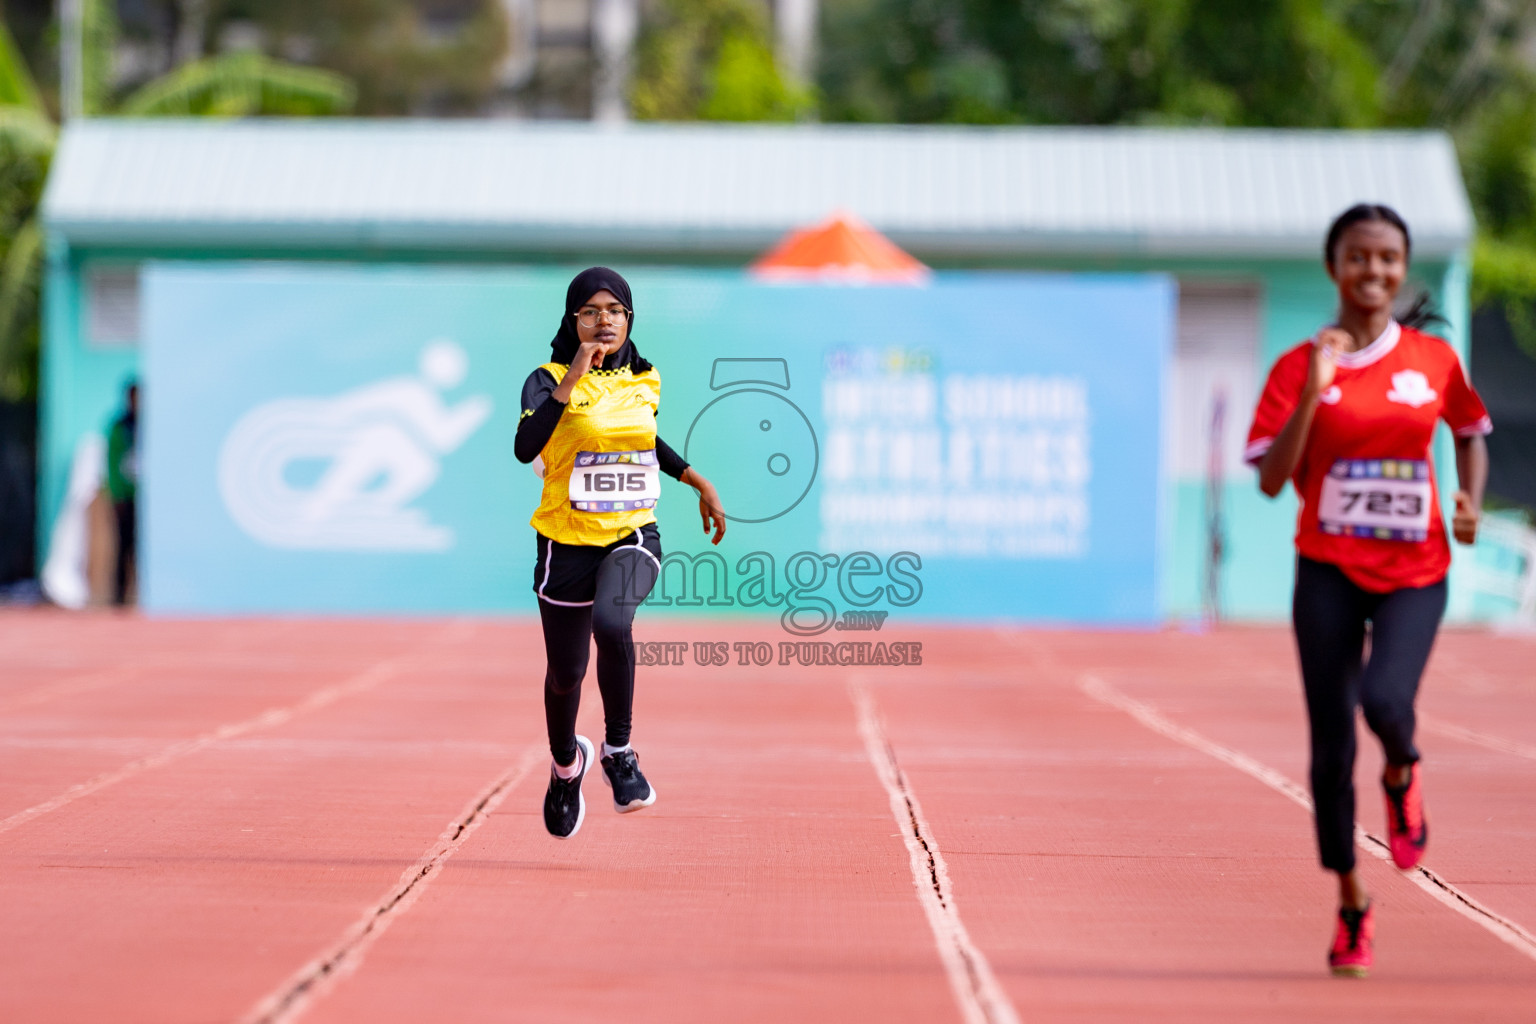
[543,735,594,839]
[600,747,657,813]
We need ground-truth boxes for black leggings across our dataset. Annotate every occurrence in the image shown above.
[536,527,661,766]
[1292,556,1447,874]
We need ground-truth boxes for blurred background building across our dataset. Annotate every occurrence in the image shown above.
[37,120,1477,622]
[2,0,1535,622]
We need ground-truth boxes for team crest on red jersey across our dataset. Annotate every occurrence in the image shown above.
[1386,370,1437,408]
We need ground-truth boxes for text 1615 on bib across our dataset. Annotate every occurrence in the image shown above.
[569,449,660,512]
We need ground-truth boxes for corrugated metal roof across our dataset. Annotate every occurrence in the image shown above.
[42,120,1474,258]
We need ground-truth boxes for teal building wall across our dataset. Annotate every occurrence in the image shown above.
[39,244,1474,622]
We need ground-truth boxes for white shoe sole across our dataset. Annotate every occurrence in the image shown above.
[601,756,657,813]
[550,735,594,840]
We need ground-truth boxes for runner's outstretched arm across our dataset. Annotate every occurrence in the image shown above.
[679,466,726,545]
[1452,434,1488,544]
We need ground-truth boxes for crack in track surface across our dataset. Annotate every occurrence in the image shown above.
[1356,830,1536,948]
[1080,674,1536,964]
[896,761,1003,1013]
[851,678,1021,1024]
[242,749,541,1024]
[904,791,948,907]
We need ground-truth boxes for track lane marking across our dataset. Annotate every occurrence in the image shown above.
[0,622,485,837]
[850,677,1021,1024]
[1079,674,1536,964]
[1422,715,1536,762]
[240,748,542,1024]
[0,661,399,836]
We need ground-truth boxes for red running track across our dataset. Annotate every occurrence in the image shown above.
[0,610,1533,1022]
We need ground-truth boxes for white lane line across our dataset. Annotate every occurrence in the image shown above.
[850,678,1021,1024]
[0,662,398,837]
[240,748,542,1024]
[1077,674,1312,806]
[1422,715,1536,762]
[1079,674,1536,964]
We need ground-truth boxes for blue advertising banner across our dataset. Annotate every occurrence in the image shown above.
[142,264,1172,623]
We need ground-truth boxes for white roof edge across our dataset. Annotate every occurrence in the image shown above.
[41,222,1471,260]
[42,120,1475,259]
[42,117,1468,140]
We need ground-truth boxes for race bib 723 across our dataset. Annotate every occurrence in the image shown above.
[1317,459,1431,542]
[568,450,660,512]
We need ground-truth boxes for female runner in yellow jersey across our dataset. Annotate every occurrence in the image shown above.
[515,267,726,839]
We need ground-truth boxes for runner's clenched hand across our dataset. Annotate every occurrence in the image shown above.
[554,339,617,403]
[1452,490,1480,545]
[1307,327,1347,398]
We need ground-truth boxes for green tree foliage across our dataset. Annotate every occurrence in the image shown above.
[80,0,119,116]
[0,4,362,402]
[1362,1,1536,356]
[1344,0,1533,127]
[118,51,354,115]
[0,17,50,402]
[819,0,1388,126]
[1461,92,1536,354]
[821,0,1536,356]
[819,0,1536,129]
[0,9,42,111]
[632,0,813,121]
[215,0,509,115]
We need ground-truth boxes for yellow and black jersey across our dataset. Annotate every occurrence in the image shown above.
[518,362,690,547]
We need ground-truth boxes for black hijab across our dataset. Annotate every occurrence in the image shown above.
[550,266,653,373]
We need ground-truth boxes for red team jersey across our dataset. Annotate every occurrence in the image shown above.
[1246,322,1492,593]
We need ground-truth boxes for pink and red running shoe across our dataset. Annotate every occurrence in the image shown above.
[1384,763,1428,870]
[1329,903,1374,977]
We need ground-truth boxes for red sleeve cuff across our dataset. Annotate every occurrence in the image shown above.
[1452,416,1493,438]
[1243,438,1273,465]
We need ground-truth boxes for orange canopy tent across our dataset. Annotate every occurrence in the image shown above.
[749,212,929,285]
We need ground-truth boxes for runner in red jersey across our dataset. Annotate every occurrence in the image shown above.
[1246,204,1491,977]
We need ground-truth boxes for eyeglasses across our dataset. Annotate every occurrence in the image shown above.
[574,307,631,328]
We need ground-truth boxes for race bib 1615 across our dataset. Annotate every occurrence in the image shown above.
[568,449,660,512]
[1317,458,1431,542]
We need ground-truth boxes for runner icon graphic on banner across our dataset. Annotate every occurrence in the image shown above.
[217,340,492,551]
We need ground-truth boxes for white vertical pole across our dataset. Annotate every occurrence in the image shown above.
[497,0,538,90]
[776,0,817,85]
[175,0,208,65]
[59,0,83,120]
[591,0,637,123]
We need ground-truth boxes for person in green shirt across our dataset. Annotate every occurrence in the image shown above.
[105,381,138,606]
